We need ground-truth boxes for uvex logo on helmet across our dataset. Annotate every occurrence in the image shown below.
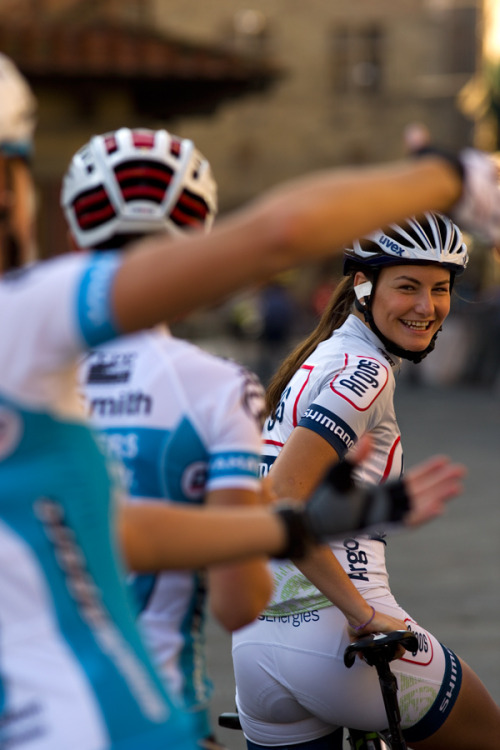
[379,236,405,256]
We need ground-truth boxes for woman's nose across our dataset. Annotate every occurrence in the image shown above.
[414,289,434,315]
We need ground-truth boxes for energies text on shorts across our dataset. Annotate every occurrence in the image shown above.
[258,611,320,627]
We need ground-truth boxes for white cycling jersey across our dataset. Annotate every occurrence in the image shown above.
[232,313,462,746]
[79,327,264,740]
[0,254,196,750]
[260,315,402,615]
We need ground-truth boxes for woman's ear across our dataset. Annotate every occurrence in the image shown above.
[353,270,369,286]
[353,271,373,311]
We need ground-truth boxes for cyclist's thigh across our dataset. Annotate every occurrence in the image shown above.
[369,595,462,742]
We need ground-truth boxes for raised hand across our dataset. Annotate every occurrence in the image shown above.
[401,454,466,527]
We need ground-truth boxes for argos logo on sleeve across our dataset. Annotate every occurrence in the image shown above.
[331,356,388,410]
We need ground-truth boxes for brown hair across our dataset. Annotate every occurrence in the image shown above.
[266,274,358,416]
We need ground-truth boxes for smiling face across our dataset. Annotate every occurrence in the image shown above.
[356,264,452,352]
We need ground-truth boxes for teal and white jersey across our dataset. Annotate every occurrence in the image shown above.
[260,315,402,615]
[0,255,196,750]
[79,327,264,740]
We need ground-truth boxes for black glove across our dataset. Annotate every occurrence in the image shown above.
[273,461,410,559]
[410,144,465,183]
[411,144,500,246]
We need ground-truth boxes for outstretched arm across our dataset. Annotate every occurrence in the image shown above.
[111,156,459,332]
[110,145,500,333]
[118,501,289,572]
[118,445,465,570]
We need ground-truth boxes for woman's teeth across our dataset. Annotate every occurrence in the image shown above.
[401,320,431,330]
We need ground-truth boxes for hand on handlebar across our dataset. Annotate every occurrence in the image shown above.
[347,609,407,640]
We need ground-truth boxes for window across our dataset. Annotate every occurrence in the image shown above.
[446,6,478,75]
[330,24,384,94]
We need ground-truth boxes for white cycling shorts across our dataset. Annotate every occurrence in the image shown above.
[232,593,461,747]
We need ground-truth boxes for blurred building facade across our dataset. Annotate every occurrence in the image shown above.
[0,0,282,257]
[152,0,481,210]
[0,0,485,256]
[1,0,499,386]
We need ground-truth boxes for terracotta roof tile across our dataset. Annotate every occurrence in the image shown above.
[0,19,281,82]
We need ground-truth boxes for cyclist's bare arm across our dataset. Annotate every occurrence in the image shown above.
[118,502,288,572]
[265,429,465,635]
[111,155,465,333]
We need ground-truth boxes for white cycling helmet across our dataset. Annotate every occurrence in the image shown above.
[343,212,468,276]
[61,127,218,248]
[0,54,37,157]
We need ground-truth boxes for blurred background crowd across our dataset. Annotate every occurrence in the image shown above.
[2,0,500,390]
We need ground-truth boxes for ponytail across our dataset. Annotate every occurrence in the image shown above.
[266,276,356,417]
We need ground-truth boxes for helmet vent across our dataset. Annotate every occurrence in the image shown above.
[170,138,182,158]
[171,188,210,229]
[390,223,424,248]
[104,134,118,155]
[130,131,156,150]
[72,185,116,230]
[358,238,384,256]
[114,159,174,205]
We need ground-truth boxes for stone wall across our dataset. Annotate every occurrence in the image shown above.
[150,0,480,211]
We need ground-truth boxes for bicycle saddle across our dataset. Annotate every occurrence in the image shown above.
[344,630,418,668]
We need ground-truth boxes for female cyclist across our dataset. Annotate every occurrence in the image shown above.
[70,126,274,748]
[232,212,500,750]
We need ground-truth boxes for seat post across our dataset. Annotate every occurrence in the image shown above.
[373,659,406,750]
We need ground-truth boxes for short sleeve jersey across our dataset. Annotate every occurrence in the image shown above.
[79,328,265,739]
[0,255,197,750]
[261,315,403,615]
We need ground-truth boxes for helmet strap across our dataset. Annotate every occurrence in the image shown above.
[354,280,373,303]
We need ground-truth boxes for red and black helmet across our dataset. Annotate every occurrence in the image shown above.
[61,127,217,248]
